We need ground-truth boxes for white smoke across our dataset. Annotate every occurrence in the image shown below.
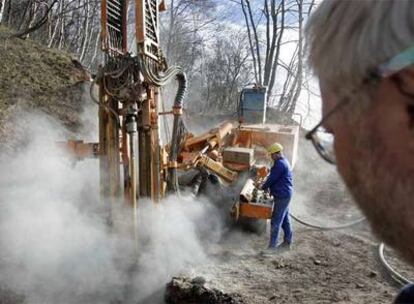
[0,111,223,304]
[290,135,363,226]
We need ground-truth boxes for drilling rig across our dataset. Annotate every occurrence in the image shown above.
[61,0,300,235]
[96,0,183,207]
[59,0,188,239]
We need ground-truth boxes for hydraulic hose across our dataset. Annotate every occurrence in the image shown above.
[378,243,413,286]
[136,56,183,87]
[135,55,188,193]
[290,212,413,286]
[290,212,366,230]
[90,79,120,127]
[168,72,187,192]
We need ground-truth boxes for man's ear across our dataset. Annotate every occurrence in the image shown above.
[408,104,414,129]
[398,68,414,96]
[396,69,414,129]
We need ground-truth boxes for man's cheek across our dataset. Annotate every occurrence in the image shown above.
[333,124,355,180]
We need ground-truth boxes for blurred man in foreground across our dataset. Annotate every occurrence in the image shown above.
[305,1,414,302]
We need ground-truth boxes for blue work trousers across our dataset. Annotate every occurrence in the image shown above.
[395,283,414,303]
[269,196,292,248]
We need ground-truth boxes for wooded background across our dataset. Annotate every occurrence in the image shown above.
[0,0,317,121]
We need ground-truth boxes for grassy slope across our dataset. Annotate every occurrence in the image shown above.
[0,26,90,151]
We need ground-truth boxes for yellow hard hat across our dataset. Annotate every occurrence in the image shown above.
[267,142,283,154]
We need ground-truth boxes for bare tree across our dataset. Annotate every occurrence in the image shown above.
[240,0,316,116]
[240,0,261,85]
[199,32,251,114]
[48,0,63,47]
[161,0,216,76]
[277,0,304,114]
[1,0,315,116]
[0,0,6,24]
[79,0,91,61]
[12,0,59,39]
[241,0,285,103]
[4,0,99,69]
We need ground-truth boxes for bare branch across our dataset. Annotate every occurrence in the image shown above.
[11,0,59,39]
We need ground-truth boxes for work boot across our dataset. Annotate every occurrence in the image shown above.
[259,244,277,255]
[267,242,277,250]
[277,241,292,251]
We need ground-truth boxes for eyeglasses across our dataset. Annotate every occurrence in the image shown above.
[306,46,414,164]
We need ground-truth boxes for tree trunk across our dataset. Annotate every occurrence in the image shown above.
[245,0,262,85]
[88,30,100,69]
[58,10,65,49]
[48,0,63,47]
[79,0,90,61]
[4,0,10,25]
[18,0,32,31]
[240,0,259,85]
[24,1,39,39]
[286,0,304,114]
[263,0,280,86]
[165,0,175,61]
[267,0,285,106]
[0,0,6,24]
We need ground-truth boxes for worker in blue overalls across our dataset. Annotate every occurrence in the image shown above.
[261,142,293,250]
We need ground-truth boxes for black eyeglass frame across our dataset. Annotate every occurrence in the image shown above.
[304,98,348,164]
[304,76,377,164]
[305,46,414,164]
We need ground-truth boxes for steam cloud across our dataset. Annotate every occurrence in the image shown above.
[0,111,223,304]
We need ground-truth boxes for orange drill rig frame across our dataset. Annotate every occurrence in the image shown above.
[59,0,301,236]
[60,0,187,242]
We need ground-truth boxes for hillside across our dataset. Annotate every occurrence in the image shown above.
[0,26,90,153]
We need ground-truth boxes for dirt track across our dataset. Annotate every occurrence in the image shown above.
[191,225,398,304]
[1,119,413,304]
[173,118,414,304]
[0,29,413,303]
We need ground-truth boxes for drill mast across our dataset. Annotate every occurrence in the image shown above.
[98,0,185,213]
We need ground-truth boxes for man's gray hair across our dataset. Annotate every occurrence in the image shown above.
[306,0,414,96]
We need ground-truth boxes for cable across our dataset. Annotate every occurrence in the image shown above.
[103,60,132,78]
[290,212,366,230]
[89,80,121,127]
[101,58,135,98]
[290,210,413,286]
[136,56,183,87]
[378,243,413,286]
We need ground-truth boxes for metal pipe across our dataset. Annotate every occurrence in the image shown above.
[378,243,413,286]
[138,128,146,197]
[126,110,138,252]
[129,130,138,250]
[127,120,137,209]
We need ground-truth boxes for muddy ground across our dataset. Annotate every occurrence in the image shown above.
[161,186,414,304]
[166,118,414,304]
[185,224,398,304]
[1,199,412,304]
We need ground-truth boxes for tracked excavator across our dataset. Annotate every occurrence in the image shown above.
[59,0,300,236]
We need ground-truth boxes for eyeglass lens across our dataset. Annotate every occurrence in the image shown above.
[309,128,336,164]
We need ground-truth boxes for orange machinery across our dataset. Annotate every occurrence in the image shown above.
[59,0,188,242]
[172,121,299,223]
[59,0,300,233]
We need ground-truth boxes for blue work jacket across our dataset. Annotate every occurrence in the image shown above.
[262,156,293,199]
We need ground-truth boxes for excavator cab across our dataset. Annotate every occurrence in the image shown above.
[238,85,267,124]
